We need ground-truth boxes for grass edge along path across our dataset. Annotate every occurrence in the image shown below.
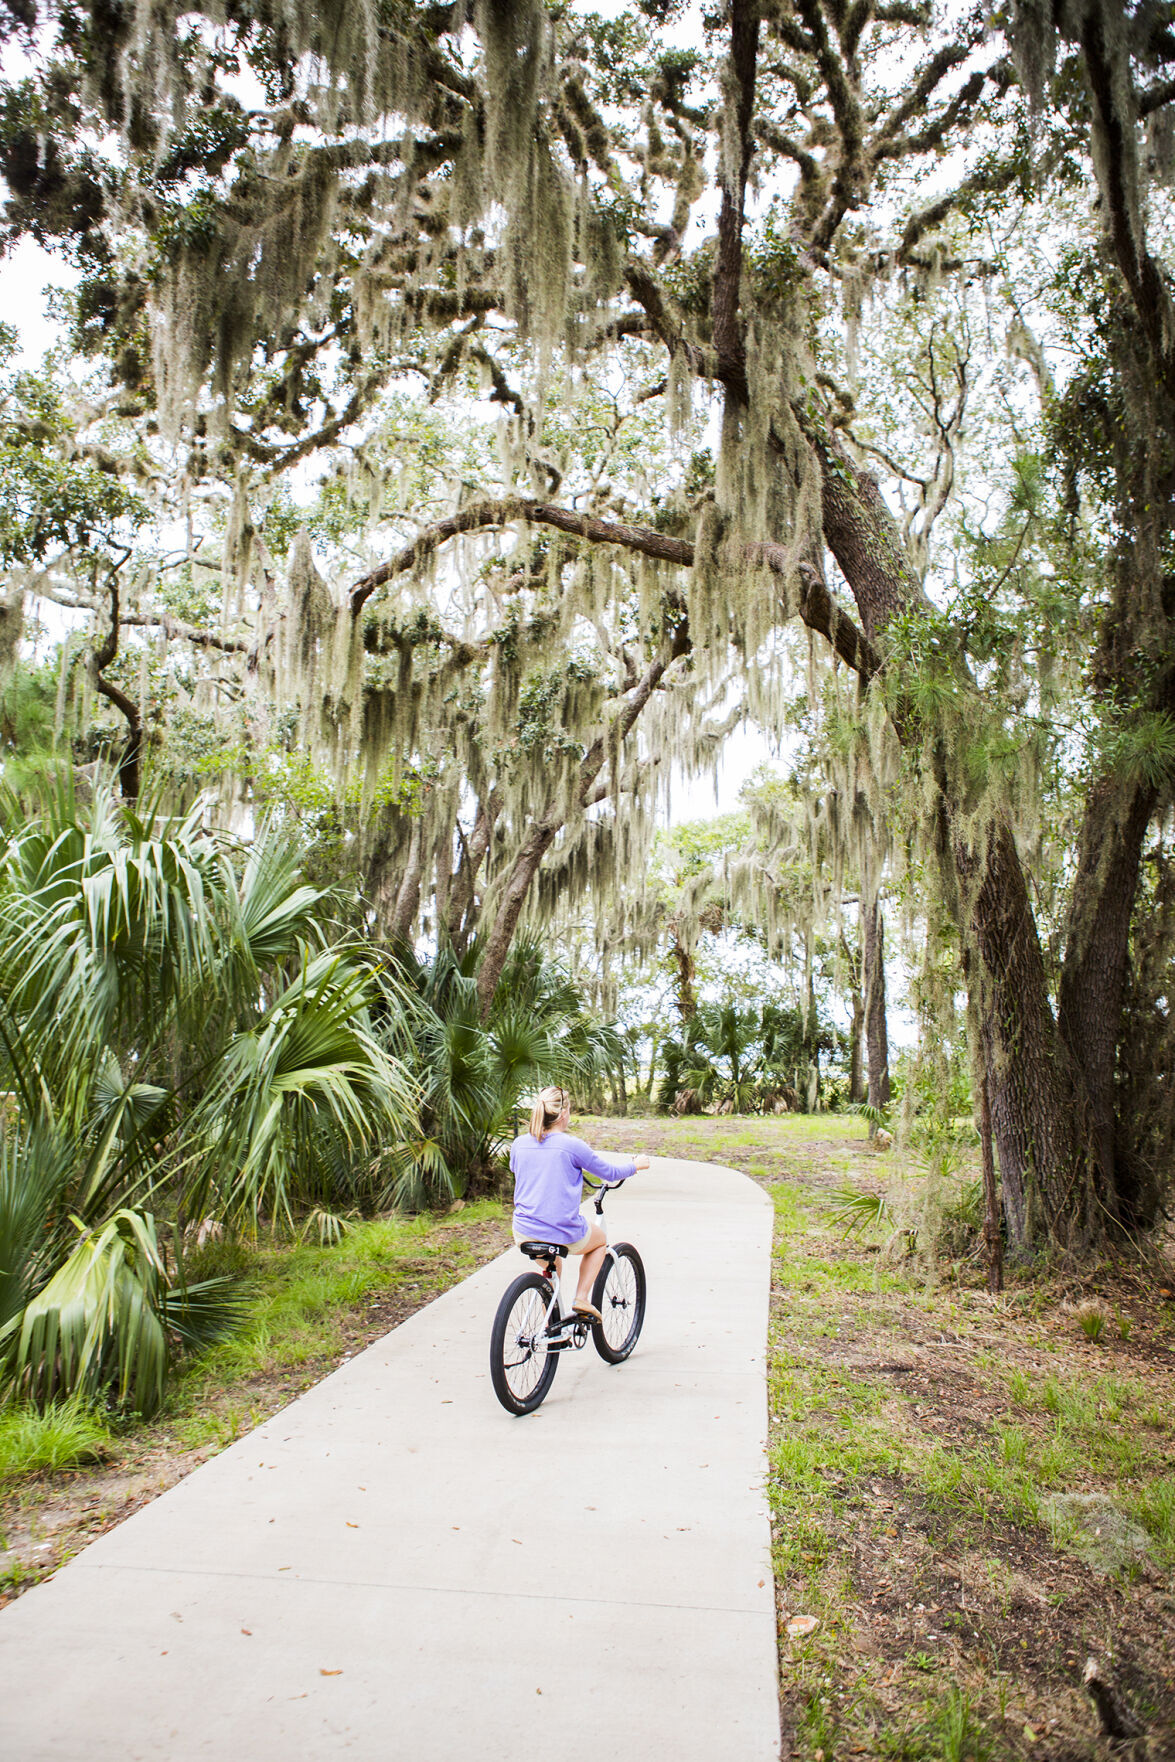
[578,1114,1175,1762]
[0,1199,510,1604]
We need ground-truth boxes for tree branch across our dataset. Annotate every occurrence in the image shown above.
[351,496,880,678]
[88,569,142,801]
[712,0,761,405]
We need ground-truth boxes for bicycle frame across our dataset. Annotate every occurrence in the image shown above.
[533,1178,622,1349]
[536,1243,623,1344]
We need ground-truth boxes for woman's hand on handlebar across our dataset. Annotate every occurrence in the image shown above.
[634,1155,650,1171]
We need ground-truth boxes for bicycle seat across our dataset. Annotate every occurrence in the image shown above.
[518,1240,568,1260]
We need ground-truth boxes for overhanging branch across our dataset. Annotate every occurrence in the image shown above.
[350,497,880,679]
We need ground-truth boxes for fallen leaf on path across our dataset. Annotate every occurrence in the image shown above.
[241,1629,252,1636]
[346,1522,359,1528]
[320,1669,343,1676]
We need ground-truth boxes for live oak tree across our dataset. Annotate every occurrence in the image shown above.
[2,0,1174,1249]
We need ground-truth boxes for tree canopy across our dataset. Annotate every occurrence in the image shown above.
[1,0,1173,1253]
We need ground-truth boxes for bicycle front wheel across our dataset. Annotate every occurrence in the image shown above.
[490,1272,559,1415]
[591,1243,646,1364]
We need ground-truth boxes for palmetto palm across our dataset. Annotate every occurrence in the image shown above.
[378,938,625,1206]
[182,947,417,1226]
[0,781,418,1407]
[662,999,830,1114]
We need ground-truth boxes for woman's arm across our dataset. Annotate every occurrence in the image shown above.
[567,1137,644,1181]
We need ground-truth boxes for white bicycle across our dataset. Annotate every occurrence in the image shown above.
[489,1176,646,1416]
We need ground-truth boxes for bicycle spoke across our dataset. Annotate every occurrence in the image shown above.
[602,1258,636,1349]
[502,1290,549,1398]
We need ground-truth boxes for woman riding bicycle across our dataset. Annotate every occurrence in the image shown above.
[509,1086,649,1322]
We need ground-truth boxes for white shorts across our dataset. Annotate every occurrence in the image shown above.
[513,1221,597,1254]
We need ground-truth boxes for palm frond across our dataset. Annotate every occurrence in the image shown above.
[158,1275,247,1349]
[217,823,328,1002]
[187,950,419,1224]
[826,1183,890,1236]
[298,1208,356,1248]
[377,1137,456,1212]
[0,1121,76,1329]
[1,1209,170,1415]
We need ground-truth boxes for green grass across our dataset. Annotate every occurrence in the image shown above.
[1128,1475,1175,1562]
[715,1113,869,1143]
[919,1442,1043,1527]
[578,1112,870,1145]
[610,1113,1175,1753]
[171,1204,503,1414]
[0,1400,113,1486]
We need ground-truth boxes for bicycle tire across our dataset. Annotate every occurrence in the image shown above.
[490,1272,559,1414]
[591,1243,646,1364]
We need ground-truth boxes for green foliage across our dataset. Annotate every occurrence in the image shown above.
[184,949,416,1227]
[0,336,147,570]
[0,1208,240,1416]
[659,997,837,1114]
[0,782,431,1404]
[382,938,625,1206]
[0,1122,76,1332]
[1105,710,1175,790]
[826,1183,889,1236]
[0,1397,112,1482]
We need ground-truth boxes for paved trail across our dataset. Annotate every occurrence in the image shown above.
[0,1158,780,1761]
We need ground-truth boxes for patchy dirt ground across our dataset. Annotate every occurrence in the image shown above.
[581,1113,1175,1762]
[0,1208,511,1607]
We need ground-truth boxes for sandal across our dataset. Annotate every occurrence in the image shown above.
[573,1300,603,1323]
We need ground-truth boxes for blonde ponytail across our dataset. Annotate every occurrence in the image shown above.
[529,1085,569,1141]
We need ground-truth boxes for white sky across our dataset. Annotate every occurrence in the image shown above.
[0,238,78,365]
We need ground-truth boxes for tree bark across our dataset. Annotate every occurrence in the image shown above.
[388,817,424,946]
[848,989,865,1104]
[667,924,698,1022]
[978,1065,1003,1294]
[817,434,1088,1246]
[952,807,1091,1247]
[475,813,561,1017]
[862,893,890,1116]
[90,575,142,801]
[446,792,498,954]
[1057,774,1157,1220]
[711,0,759,405]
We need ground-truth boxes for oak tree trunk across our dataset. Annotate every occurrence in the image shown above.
[1057,774,1157,1222]
[818,437,1089,1247]
[862,893,890,1116]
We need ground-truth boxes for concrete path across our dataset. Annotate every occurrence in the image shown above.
[0,1158,780,1761]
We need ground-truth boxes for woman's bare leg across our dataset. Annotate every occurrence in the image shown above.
[573,1223,607,1307]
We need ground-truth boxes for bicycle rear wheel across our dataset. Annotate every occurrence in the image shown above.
[490,1272,559,1414]
[591,1243,646,1364]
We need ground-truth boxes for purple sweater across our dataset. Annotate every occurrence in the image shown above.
[509,1131,638,1245]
